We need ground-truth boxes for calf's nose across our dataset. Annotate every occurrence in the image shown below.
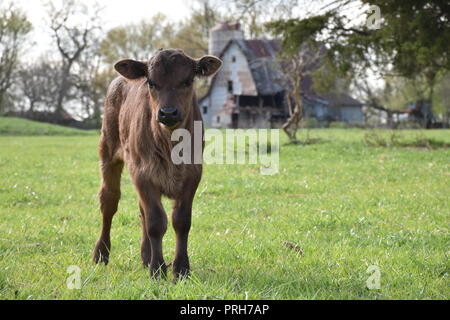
[159,107,178,118]
[158,107,180,126]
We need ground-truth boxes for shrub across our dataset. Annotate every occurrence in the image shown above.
[301,117,319,128]
[329,121,349,129]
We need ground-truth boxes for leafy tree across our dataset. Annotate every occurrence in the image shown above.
[267,0,450,126]
[0,3,32,113]
[100,13,174,65]
[435,73,450,123]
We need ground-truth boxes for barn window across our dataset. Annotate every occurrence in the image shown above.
[232,56,236,63]
[216,116,221,123]
[227,80,233,93]
[203,105,208,114]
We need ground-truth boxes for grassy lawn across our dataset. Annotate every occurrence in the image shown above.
[0,119,448,300]
[0,117,98,136]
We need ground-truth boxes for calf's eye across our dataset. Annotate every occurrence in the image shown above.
[182,80,193,88]
[148,80,157,89]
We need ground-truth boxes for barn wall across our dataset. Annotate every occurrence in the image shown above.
[237,109,272,128]
[340,106,364,123]
[200,42,257,128]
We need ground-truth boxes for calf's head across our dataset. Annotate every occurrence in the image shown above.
[114,49,222,129]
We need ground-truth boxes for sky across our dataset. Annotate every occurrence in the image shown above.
[8,0,384,89]
[14,0,191,26]
[11,0,192,56]
[9,0,321,57]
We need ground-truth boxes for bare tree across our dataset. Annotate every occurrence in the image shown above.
[221,0,301,38]
[15,59,62,113]
[439,73,450,126]
[73,41,107,127]
[0,4,31,113]
[353,77,417,128]
[46,0,102,116]
[279,43,323,143]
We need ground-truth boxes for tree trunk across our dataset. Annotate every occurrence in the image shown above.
[29,100,35,113]
[282,78,303,143]
[0,90,5,114]
[386,110,393,128]
[55,62,73,116]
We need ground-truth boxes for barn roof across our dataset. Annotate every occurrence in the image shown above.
[200,38,362,108]
[320,92,363,107]
[233,39,285,95]
[199,39,285,101]
[304,92,363,108]
[235,39,280,59]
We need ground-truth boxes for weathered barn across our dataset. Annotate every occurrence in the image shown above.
[199,22,364,128]
[303,93,364,123]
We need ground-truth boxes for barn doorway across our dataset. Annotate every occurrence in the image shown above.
[232,113,239,129]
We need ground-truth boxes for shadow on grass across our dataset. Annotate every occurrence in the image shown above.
[283,137,324,146]
[189,263,377,300]
[282,129,327,147]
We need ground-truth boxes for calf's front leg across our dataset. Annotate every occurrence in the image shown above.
[141,199,167,277]
[172,197,194,280]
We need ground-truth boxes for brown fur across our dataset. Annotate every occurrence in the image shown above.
[93,49,222,279]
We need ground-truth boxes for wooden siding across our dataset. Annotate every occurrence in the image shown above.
[201,43,257,128]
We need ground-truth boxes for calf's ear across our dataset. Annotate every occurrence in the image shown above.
[196,56,222,77]
[114,59,148,80]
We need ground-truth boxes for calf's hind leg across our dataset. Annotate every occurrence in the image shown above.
[93,159,123,265]
[140,204,152,267]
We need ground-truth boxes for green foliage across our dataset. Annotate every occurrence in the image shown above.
[372,1,450,79]
[0,4,31,34]
[329,121,349,129]
[0,129,449,299]
[100,14,174,65]
[266,1,450,112]
[301,117,320,129]
[434,73,450,121]
[266,14,332,55]
[0,4,32,112]
[167,11,212,59]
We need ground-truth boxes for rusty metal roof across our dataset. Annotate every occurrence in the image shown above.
[319,92,363,107]
[237,39,280,59]
[200,38,362,107]
[233,39,284,95]
[200,39,286,101]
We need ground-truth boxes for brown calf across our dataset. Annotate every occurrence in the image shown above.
[93,49,222,279]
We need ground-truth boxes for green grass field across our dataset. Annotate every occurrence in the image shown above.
[0,117,97,136]
[0,117,449,300]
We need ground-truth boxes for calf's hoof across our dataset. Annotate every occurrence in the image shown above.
[173,260,190,281]
[141,251,151,268]
[150,262,168,279]
[93,240,111,265]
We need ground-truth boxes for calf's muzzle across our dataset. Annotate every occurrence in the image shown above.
[158,107,181,127]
